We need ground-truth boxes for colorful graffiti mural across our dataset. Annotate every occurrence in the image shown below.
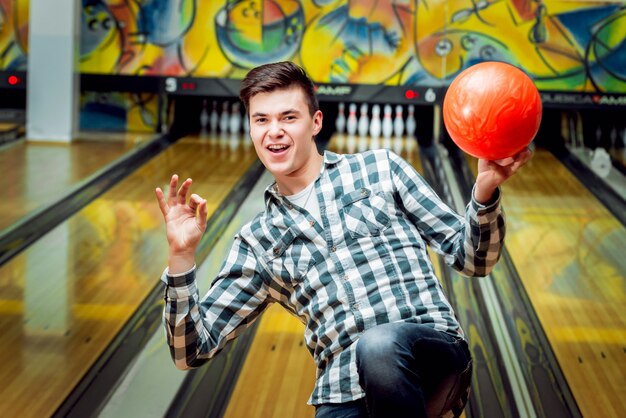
[78,0,626,93]
[1,1,625,93]
[79,91,160,132]
[0,0,28,70]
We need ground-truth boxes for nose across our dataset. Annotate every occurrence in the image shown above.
[268,120,284,138]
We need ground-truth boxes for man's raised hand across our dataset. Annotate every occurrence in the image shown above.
[155,175,207,270]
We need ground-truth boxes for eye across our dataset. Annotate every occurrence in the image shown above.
[254,117,267,124]
[284,115,296,121]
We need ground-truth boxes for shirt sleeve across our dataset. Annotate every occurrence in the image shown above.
[161,236,273,370]
[388,150,505,277]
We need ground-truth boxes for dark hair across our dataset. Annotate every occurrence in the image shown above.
[239,61,319,117]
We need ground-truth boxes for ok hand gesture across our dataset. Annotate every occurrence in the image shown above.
[155,175,208,262]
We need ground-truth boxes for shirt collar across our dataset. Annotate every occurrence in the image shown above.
[264,150,344,206]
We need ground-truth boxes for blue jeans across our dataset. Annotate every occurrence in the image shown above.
[315,323,472,418]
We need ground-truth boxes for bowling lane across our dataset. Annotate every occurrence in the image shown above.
[0,133,154,231]
[223,304,317,418]
[223,134,423,418]
[0,133,259,417]
[467,149,626,418]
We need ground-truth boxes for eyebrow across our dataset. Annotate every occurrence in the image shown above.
[251,108,301,118]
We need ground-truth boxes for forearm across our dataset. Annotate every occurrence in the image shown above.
[162,268,217,369]
[457,186,505,277]
[161,239,273,370]
[389,150,505,277]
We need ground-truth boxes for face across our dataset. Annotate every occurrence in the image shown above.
[248,87,323,192]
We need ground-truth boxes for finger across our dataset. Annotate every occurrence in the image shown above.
[520,148,533,163]
[482,160,507,173]
[177,178,193,204]
[155,187,169,217]
[509,149,533,172]
[168,174,179,204]
[188,193,202,212]
[493,157,515,167]
[509,158,528,174]
[513,148,532,162]
[197,198,208,231]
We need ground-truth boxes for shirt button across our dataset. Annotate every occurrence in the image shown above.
[343,275,348,281]
[310,220,315,227]
[352,303,360,310]
[331,246,336,252]
[361,189,367,196]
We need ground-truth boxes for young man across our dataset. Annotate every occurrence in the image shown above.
[155,61,532,418]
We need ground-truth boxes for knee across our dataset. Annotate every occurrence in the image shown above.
[356,324,404,370]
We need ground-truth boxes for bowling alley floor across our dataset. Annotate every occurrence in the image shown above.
[0,133,260,417]
[97,135,626,418]
[0,133,155,230]
[466,149,626,417]
[100,134,424,418]
[2,131,624,418]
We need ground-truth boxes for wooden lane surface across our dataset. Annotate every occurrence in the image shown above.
[466,149,626,417]
[0,133,154,231]
[224,135,424,418]
[0,122,19,130]
[0,122,23,137]
[0,134,258,417]
[223,304,317,418]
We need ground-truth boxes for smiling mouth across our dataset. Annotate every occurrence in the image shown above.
[267,144,290,153]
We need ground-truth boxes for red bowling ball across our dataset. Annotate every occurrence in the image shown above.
[443,61,542,160]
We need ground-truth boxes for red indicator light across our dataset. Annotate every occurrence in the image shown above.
[182,82,197,90]
[405,89,417,99]
[8,75,19,85]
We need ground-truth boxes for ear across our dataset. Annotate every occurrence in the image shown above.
[312,110,323,136]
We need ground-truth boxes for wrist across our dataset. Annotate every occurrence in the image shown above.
[473,185,496,205]
[168,252,196,275]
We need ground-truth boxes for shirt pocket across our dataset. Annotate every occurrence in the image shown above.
[342,188,391,239]
[265,227,315,284]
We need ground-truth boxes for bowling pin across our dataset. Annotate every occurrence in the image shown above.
[336,102,346,134]
[243,114,250,134]
[219,101,230,134]
[370,137,380,151]
[229,102,241,134]
[590,147,611,178]
[358,103,369,137]
[346,134,357,153]
[393,105,404,138]
[405,135,415,154]
[229,132,240,152]
[393,136,403,155]
[209,100,219,134]
[219,130,229,149]
[406,105,416,138]
[347,103,358,135]
[335,133,346,152]
[382,104,393,139]
[369,104,382,139]
[200,99,209,133]
[358,135,368,152]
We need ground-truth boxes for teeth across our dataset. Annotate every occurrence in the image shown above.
[268,144,288,150]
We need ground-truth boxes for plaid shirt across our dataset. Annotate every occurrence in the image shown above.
[162,149,504,405]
